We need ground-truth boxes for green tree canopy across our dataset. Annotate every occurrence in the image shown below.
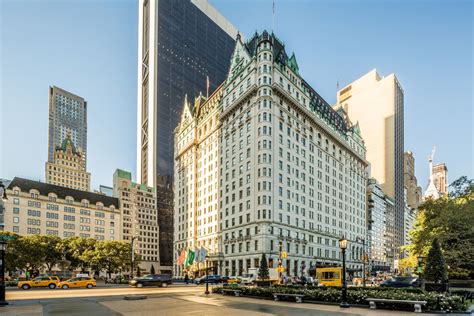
[408,176,474,279]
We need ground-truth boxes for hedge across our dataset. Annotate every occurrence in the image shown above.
[212,285,468,312]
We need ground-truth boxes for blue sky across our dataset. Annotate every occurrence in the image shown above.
[1,0,472,192]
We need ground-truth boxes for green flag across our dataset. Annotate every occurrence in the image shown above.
[187,249,195,266]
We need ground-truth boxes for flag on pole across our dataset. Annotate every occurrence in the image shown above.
[180,249,186,266]
[206,76,210,98]
[195,247,201,263]
[177,249,181,264]
[200,246,208,262]
[188,249,195,266]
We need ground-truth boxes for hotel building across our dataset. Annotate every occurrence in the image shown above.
[174,31,369,277]
[45,133,91,192]
[3,177,120,240]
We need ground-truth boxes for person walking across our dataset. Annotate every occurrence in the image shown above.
[184,273,189,285]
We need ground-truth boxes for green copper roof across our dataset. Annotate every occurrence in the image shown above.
[56,133,77,153]
[116,169,132,180]
[287,53,299,74]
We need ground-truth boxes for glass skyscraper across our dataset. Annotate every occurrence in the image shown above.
[137,0,238,270]
[47,86,87,169]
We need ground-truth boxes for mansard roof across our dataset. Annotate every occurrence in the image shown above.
[236,30,348,135]
[7,177,119,208]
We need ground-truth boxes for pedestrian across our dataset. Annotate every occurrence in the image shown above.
[184,273,189,284]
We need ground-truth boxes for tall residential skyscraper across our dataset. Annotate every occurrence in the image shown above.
[136,0,238,269]
[174,31,369,278]
[404,151,422,209]
[336,69,405,256]
[433,163,448,196]
[47,86,87,168]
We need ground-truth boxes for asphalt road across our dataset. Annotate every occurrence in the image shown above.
[6,283,204,301]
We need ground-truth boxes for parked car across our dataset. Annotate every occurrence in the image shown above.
[380,276,420,288]
[58,277,96,289]
[18,276,61,290]
[226,276,240,284]
[129,274,173,288]
[194,275,222,285]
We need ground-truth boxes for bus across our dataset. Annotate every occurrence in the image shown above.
[316,267,342,287]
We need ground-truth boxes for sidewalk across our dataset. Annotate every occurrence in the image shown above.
[3,291,469,316]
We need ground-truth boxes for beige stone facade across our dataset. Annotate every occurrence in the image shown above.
[113,169,160,273]
[433,163,448,196]
[336,69,405,257]
[3,177,120,240]
[174,32,369,278]
[45,133,91,192]
[404,151,422,209]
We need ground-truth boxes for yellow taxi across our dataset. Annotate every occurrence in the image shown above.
[18,276,61,290]
[227,276,241,284]
[58,276,96,289]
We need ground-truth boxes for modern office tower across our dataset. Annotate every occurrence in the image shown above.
[48,86,87,168]
[136,0,238,268]
[433,163,448,196]
[174,31,369,278]
[367,178,388,272]
[336,69,404,257]
[3,177,120,240]
[113,169,161,273]
[404,151,422,209]
[45,133,91,191]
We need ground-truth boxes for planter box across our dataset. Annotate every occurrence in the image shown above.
[255,281,272,287]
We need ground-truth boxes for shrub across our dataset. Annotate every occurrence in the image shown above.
[424,238,448,283]
[213,285,468,312]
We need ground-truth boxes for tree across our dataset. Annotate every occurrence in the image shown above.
[424,238,447,283]
[150,264,156,274]
[3,232,24,274]
[89,241,132,279]
[258,253,269,281]
[32,235,62,272]
[408,176,474,279]
[20,236,46,278]
[62,237,97,272]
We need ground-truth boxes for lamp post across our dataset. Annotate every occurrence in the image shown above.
[204,255,210,295]
[130,236,139,279]
[0,240,7,306]
[339,236,349,308]
[363,252,368,287]
[0,180,8,306]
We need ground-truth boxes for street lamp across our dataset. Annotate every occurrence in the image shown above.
[339,236,349,308]
[204,255,210,295]
[0,240,8,306]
